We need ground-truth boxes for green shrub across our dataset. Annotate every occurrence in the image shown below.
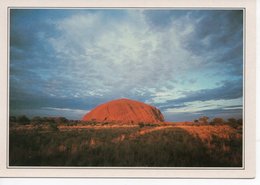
[138,122,145,128]
[48,122,59,132]
[17,115,30,125]
[211,117,224,125]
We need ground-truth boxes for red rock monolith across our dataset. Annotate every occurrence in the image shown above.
[82,98,164,124]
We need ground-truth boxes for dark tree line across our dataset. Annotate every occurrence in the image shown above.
[193,116,242,128]
[9,115,69,125]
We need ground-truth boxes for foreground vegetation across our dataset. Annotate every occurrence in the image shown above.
[9,116,242,167]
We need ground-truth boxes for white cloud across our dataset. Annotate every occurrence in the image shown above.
[45,10,207,102]
[41,107,89,119]
[165,98,242,113]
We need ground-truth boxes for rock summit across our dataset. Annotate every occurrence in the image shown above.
[82,98,165,124]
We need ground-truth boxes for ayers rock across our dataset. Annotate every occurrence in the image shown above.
[82,98,165,124]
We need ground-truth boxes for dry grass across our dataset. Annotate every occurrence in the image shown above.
[9,122,242,167]
[176,125,241,142]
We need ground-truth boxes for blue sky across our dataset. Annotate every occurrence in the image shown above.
[10,9,243,121]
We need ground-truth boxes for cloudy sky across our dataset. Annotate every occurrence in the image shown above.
[10,9,243,121]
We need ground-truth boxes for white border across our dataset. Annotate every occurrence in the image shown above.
[0,0,256,178]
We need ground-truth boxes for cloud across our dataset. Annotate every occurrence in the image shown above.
[9,9,244,120]
[42,107,89,119]
[44,10,203,98]
[143,10,190,29]
[164,98,242,113]
[11,107,89,120]
[179,79,242,101]
[163,107,242,122]
[156,79,242,110]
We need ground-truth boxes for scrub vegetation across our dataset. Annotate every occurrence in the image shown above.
[9,116,242,167]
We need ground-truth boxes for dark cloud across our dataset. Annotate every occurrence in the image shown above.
[183,10,243,70]
[216,43,243,63]
[10,9,63,65]
[144,10,243,52]
[144,10,243,80]
[10,90,104,111]
[144,10,189,29]
[163,107,242,122]
[223,105,242,109]
[157,79,242,110]
[181,79,242,101]
[185,10,243,49]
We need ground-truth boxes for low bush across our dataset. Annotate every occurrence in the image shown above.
[9,125,242,167]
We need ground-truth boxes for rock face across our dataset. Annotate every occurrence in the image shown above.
[82,98,165,124]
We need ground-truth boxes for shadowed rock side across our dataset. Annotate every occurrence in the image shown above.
[82,98,165,124]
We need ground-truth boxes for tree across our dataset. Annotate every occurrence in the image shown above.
[212,117,224,125]
[42,117,56,124]
[9,116,17,122]
[236,118,243,125]
[17,115,30,125]
[198,116,209,124]
[193,119,199,123]
[227,118,242,128]
[49,122,59,132]
[227,118,237,124]
[55,117,68,124]
[32,116,43,124]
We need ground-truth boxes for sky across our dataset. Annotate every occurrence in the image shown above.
[9,9,243,121]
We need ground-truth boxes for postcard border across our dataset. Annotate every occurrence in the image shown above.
[0,0,255,178]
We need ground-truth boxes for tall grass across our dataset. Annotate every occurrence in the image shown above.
[9,124,242,167]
